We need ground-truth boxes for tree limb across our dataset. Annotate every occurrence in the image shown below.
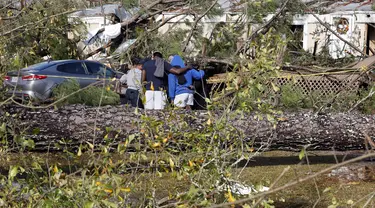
[85,41,113,59]
[148,12,188,32]
[348,87,375,112]
[203,58,234,66]
[235,0,290,55]
[86,0,189,57]
[182,0,219,53]
[0,9,77,36]
[209,152,375,208]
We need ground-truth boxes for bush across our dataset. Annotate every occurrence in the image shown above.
[358,88,375,114]
[280,84,306,109]
[52,79,119,106]
[279,83,375,113]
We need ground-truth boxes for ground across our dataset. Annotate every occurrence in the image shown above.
[1,151,374,207]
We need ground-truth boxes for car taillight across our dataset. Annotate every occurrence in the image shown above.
[4,76,10,81]
[22,75,47,81]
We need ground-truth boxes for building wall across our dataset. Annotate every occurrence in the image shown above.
[298,12,375,58]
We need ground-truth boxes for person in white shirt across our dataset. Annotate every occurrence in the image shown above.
[120,58,144,108]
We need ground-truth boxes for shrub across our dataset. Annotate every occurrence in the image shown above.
[52,79,119,106]
[358,88,375,114]
[280,84,306,109]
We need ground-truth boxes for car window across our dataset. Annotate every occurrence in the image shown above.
[85,62,103,74]
[86,62,114,78]
[57,63,86,74]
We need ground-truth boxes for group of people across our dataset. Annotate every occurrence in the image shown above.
[119,52,205,110]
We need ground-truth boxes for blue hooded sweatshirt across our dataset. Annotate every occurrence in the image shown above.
[168,55,205,100]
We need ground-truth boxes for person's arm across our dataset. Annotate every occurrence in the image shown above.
[191,69,205,80]
[165,61,191,75]
[142,69,146,83]
[168,74,176,101]
[119,73,127,84]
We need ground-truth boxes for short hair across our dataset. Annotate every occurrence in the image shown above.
[131,58,142,65]
[153,51,163,59]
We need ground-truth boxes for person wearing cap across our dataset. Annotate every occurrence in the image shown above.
[120,58,144,108]
[142,52,191,110]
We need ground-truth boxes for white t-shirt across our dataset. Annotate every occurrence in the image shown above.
[120,68,142,91]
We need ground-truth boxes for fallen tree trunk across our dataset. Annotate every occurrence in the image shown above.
[1,105,374,151]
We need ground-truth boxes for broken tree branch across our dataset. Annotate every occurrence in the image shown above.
[0,9,77,36]
[235,0,290,55]
[182,0,219,53]
[85,41,113,59]
[86,0,189,58]
[87,0,188,39]
[302,3,368,57]
[348,87,375,112]
[203,58,234,66]
[148,12,188,32]
[209,152,375,208]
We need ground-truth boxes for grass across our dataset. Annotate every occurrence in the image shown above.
[236,164,375,207]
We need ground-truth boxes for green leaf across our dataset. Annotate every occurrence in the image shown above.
[86,141,94,150]
[8,166,19,181]
[271,82,280,92]
[141,154,148,160]
[128,134,135,143]
[169,158,175,170]
[32,128,40,135]
[84,201,95,208]
[22,139,35,148]
[77,144,82,157]
[299,148,305,160]
[323,187,331,193]
[101,200,118,208]
[0,123,6,133]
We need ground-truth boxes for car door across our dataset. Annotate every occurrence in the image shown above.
[56,62,91,87]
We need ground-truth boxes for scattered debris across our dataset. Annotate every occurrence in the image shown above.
[217,179,269,195]
[328,165,375,182]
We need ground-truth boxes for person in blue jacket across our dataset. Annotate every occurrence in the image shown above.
[168,55,205,109]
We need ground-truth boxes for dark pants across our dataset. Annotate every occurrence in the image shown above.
[123,89,143,108]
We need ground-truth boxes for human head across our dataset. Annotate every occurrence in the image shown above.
[168,55,174,63]
[152,51,163,60]
[132,58,143,70]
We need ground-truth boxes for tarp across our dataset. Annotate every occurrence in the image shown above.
[69,4,136,21]
[112,39,137,55]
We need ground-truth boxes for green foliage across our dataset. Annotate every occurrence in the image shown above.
[247,0,279,23]
[280,84,306,109]
[52,79,120,106]
[121,0,140,8]
[212,29,285,115]
[279,84,375,113]
[358,87,375,114]
[0,0,84,73]
[205,23,243,58]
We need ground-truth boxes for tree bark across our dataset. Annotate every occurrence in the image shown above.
[1,105,374,151]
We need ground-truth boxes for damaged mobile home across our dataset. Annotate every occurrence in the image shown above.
[156,0,375,59]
